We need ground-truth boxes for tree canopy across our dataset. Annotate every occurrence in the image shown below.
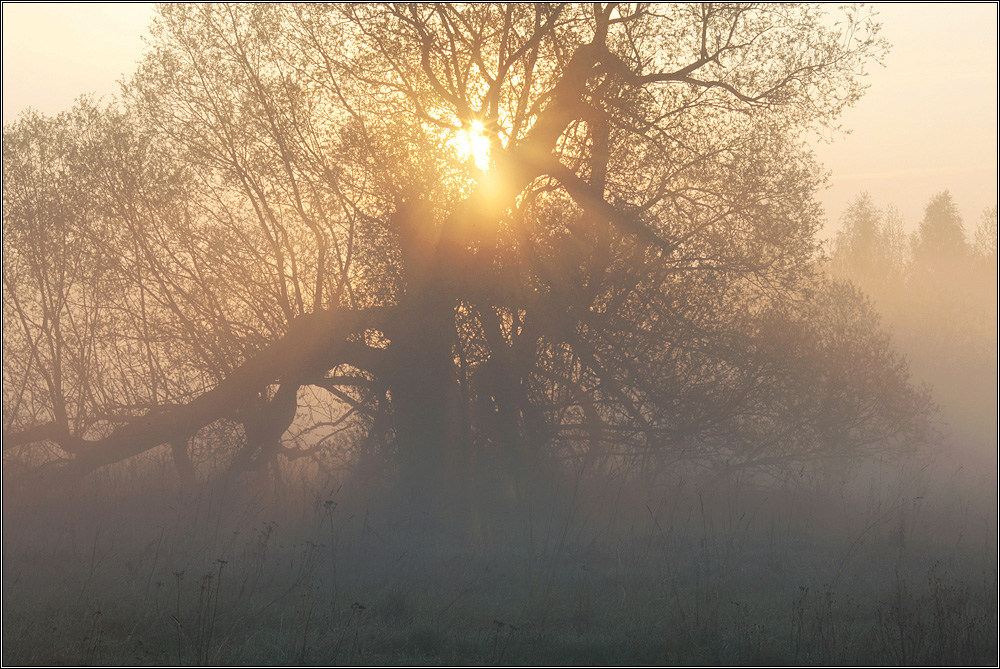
[912,190,967,272]
[3,4,931,508]
[828,187,996,460]
[830,193,907,292]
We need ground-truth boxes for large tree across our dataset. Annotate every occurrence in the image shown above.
[4,4,929,512]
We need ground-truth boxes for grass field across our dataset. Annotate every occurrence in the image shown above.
[2,459,996,666]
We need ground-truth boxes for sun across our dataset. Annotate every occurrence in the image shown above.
[455,120,491,172]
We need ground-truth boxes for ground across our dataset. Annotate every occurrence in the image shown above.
[2,460,996,666]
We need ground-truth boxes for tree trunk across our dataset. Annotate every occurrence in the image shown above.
[387,196,473,534]
[386,290,470,534]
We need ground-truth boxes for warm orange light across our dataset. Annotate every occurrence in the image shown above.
[455,120,491,172]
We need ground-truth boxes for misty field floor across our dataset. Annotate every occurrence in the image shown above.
[3,463,996,666]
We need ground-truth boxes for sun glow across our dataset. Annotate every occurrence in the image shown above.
[455,120,491,172]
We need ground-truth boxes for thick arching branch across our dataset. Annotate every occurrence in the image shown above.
[4,307,386,478]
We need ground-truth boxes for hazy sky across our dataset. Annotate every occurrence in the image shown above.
[2,2,997,235]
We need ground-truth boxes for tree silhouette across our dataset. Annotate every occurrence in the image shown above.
[973,205,998,266]
[912,190,967,271]
[830,192,907,294]
[4,4,929,512]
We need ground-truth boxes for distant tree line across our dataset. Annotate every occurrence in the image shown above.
[829,190,997,371]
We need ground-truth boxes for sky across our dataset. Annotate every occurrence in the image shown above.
[811,3,998,237]
[2,2,997,236]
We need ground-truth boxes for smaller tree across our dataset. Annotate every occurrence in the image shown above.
[912,190,967,272]
[973,205,998,266]
[829,193,908,299]
[892,192,996,376]
[832,193,882,278]
[971,205,998,363]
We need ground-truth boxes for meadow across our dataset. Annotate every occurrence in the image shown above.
[3,456,995,666]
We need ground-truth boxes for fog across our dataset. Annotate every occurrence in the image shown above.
[827,192,997,471]
[4,452,995,664]
[3,4,997,665]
